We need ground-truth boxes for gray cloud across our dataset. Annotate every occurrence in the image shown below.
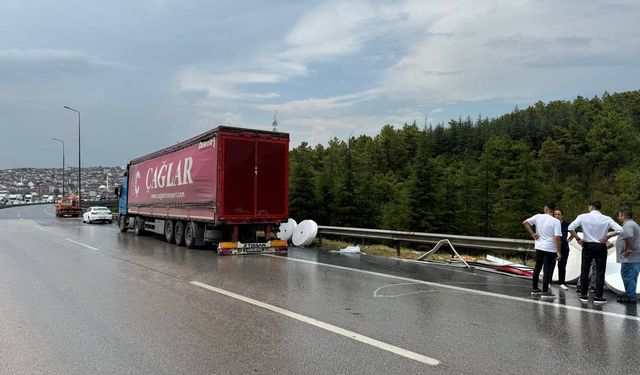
[486,35,592,50]
[485,33,640,68]
[1,0,640,169]
[0,49,127,81]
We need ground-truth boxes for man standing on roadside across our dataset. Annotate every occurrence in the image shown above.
[554,209,575,290]
[615,209,640,303]
[523,203,562,299]
[569,201,623,304]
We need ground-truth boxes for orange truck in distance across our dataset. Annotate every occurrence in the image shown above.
[55,197,83,217]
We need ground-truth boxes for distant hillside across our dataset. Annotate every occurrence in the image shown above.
[288,90,640,239]
[0,166,124,199]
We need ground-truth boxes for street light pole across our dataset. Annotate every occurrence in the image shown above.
[51,138,65,196]
[63,106,81,203]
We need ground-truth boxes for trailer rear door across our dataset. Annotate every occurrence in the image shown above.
[221,137,255,217]
[256,140,287,216]
[220,134,288,220]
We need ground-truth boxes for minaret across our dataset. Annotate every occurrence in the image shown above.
[272,111,279,132]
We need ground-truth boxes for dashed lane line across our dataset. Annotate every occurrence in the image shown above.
[65,238,100,251]
[189,280,440,366]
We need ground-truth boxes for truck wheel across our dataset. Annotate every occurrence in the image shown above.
[165,220,175,243]
[174,221,186,246]
[119,216,128,233]
[134,217,145,236]
[185,222,197,249]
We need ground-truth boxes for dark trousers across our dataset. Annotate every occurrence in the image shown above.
[533,250,556,292]
[557,246,570,284]
[580,242,607,298]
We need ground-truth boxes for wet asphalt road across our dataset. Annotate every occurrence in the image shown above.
[1,204,639,374]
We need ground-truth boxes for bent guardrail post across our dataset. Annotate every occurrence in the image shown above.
[417,239,472,269]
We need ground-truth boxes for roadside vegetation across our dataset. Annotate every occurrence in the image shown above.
[289,90,640,240]
[316,238,528,265]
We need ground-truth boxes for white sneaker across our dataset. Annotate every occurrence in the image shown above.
[559,284,569,290]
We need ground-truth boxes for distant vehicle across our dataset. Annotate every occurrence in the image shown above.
[55,197,83,217]
[117,126,289,253]
[0,196,7,205]
[47,196,55,203]
[83,206,113,224]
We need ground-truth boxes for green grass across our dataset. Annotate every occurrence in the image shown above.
[315,238,530,265]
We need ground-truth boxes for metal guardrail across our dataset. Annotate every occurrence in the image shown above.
[317,226,535,255]
[0,202,51,209]
[0,200,118,210]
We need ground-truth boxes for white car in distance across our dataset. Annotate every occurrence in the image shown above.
[83,206,113,224]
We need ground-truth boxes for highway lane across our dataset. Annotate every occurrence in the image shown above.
[1,204,639,374]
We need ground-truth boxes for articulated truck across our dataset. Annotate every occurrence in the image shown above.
[116,126,289,254]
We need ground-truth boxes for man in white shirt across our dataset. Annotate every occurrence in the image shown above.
[568,200,623,304]
[523,203,562,299]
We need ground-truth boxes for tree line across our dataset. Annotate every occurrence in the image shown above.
[288,90,640,240]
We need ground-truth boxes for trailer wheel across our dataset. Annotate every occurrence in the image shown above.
[185,221,197,249]
[118,216,128,233]
[174,221,186,246]
[165,220,175,244]
[134,217,145,236]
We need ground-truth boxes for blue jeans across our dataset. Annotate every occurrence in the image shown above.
[621,262,640,300]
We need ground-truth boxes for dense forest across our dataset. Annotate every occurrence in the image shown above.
[288,90,640,240]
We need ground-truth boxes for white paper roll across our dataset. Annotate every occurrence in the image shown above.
[292,219,318,247]
[277,218,297,241]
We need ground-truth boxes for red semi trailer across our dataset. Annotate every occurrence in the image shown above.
[116,126,289,254]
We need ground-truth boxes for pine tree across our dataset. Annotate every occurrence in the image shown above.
[289,142,316,222]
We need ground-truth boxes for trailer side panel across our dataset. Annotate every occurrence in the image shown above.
[127,137,217,220]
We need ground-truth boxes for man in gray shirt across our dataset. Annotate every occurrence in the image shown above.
[615,208,640,303]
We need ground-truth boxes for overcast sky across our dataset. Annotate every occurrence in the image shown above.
[1,0,639,168]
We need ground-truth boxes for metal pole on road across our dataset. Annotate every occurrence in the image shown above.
[51,138,65,197]
[63,106,81,203]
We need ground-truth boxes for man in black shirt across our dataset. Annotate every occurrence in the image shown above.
[554,209,574,290]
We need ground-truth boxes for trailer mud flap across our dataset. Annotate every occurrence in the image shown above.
[217,240,287,255]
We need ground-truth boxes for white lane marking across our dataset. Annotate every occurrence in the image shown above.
[43,206,54,216]
[264,255,640,322]
[65,238,100,251]
[189,281,440,366]
[17,211,23,220]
